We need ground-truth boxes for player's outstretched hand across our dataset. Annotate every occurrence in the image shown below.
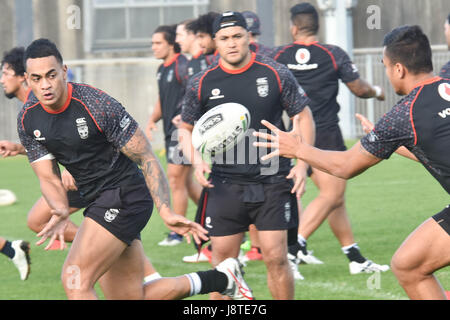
[162,211,209,245]
[36,209,69,251]
[355,113,375,134]
[253,116,303,160]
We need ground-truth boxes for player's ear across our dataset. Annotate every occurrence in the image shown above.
[395,63,406,79]
[62,64,68,81]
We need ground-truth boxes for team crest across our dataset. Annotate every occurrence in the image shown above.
[295,48,311,64]
[104,208,119,223]
[438,83,450,102]
[256,77,269,98]
[76,117,89,140]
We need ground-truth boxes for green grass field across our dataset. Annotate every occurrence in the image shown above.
[0,142,448,300]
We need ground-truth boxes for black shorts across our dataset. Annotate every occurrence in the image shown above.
[196,176,299,237]
[432,205,450,236]
[83,184,153,245]
[67,190,88,209]
[165,138,191,166]
[307,124,347,176]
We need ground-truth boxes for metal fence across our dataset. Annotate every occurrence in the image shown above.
[1,47,449,149]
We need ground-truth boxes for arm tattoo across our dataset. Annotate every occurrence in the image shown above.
[121,128,171,212]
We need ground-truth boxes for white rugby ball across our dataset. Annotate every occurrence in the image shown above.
[0,189,17,206]
[192,102,251,156]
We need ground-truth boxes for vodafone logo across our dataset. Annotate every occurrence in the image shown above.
[438,83,450,102]
[295,48,311,64]
[33,130,41,138]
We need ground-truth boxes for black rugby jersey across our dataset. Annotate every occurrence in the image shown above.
[439,61,450,79]
[186,51,209,79]
[249,42,274,57]
[181,52,310,183]
[157,53,189,140]
[361,77,450,194]
[272,41,359,129]
[18,83,145,202]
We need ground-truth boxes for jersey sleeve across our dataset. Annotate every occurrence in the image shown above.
[180,73,203,125]
[278,63,311,118]
[329,45,360,83]
[360,92,417,159]
[439,61,450,79]
[17,106,53,163]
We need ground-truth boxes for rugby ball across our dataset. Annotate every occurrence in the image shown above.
[0,189,17,206]
[192,103,251,156]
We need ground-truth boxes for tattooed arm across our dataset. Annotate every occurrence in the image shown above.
[121,127,208,243]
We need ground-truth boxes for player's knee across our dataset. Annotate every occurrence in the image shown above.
[26,214,42,233]
[391,249,425,284]
[317,192,345,208]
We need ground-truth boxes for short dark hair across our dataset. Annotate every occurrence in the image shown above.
[23,38,63,70]
[154,24,181,53]
[1,47,25,76]
[383,25,433,74]
[190,12,220,36]
[290,3,319,36]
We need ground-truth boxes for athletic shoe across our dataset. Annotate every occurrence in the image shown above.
[240,240,252,251]
[11,240,31,280]
[349,260,390,275]
[216,258,253,300]
[297,250,324,265]
[158,232,183,246]
[287,253,304,280]
[182,247,212,263]
[240,247,263,263]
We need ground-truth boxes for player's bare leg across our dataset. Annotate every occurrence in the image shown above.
[61,217,141,300]
[210,233,244,300]
[391,218,450,300]
[27,196,79,242]
[327,203,356,247]
[167,163,191,218]
[258,230,294,300]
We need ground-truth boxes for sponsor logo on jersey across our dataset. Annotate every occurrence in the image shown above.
[438,107,450,119]
[199,114,224,135]
[104,208,119,223]
[205,216,213,229]
[210,88,225,100]
[76,117,89,139]
[33,129,46,141]
[367,130,379,142]
[120,115,131,130]
[256,77,269,98]
[288,48,318,71]
[438,83,450,102]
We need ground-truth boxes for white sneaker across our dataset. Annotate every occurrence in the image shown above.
[11,240,31,280]
[182,250,211,263]
[349,260,390,275]
[297,250,324,265]
[287,253,304,280]
[158,232,183,246]
[215,258,253,300]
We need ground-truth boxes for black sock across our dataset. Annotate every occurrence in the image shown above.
[0,241,15,259]
[289,241,307,256]
[344,245,366,263]
[196,270,228,294]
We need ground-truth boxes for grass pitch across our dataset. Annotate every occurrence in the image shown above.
[0,142,448,300]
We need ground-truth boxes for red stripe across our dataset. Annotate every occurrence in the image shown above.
[409,86,424,146]
[312,43,337,70]
[219,52,256,74]
[254,60,282,93]
[200,191,208,227]
[273,44,295,61]
[72,96,103,133]
[198,64,220,100]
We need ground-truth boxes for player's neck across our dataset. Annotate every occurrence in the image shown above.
[163,51,178,65]
[220,51,253,71]
[293,34,318,45]
[43,83,69,112]
[15,84,29,103]
[406,72,436,93]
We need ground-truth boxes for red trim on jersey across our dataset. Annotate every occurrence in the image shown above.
[193,51,203,59]
[71,96,103,133]
[164,53,180,67]
[409,86,424,146]
[409,76,442,146]
[311,43,337,70]
[273,44,296,61]
[219,52,256,75]
[21,101,41,130]
[200,191,208,228]
[41,83,73,114]
[25,88,32,102]
[254,60,282,93]
[197,64,220,100]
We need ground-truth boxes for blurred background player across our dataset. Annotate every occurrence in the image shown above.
[272,3,389,274]
[147,25,202,246]
[242,10,274,56]
[440,14,450,78]
[176,19,207,78]
[1,46,161,284]
[191,12,220,65]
